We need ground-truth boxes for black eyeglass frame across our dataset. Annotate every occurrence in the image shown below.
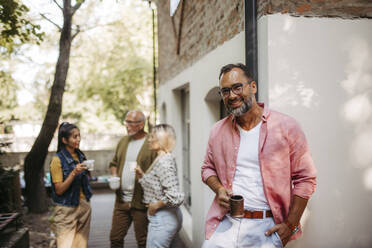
[219,81,252,98]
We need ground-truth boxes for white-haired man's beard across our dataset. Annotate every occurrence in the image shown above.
[127,127,143,136]
[226,94,253,117]
[127,130,138,136]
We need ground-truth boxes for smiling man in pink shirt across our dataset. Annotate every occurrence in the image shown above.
[201,63,317,247]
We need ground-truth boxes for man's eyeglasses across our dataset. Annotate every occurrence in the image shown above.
[124,120,143,126]
[219,82,251,98]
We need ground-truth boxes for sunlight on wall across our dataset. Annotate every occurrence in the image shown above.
[296,84,316,108]
[351,130,372,168]
[342,94,371,123]
[363,168,372,190]
[268,17,319,110]
[339,36,372,188]
[270,80,318,109]
[263,14,372,247]
[283,16,294,33]
[340,38,372,95]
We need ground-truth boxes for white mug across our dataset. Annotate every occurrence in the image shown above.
[83,160,95,171]
[108,176,120,190]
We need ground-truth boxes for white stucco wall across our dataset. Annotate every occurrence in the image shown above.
[158,13,372,248]
[258,14,372,248]
[158,32,245,247]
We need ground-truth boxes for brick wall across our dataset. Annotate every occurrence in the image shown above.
[155,0,372,84]
[258,0,372,18]
[154,0,244,84]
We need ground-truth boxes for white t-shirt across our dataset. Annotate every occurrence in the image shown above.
[232,121,270,210]
[121,137,145,202]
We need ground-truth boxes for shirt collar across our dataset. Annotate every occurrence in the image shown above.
[230,102,270,129]
[60,148,75,164]
[259,102,270,122]
[60,147,85,164]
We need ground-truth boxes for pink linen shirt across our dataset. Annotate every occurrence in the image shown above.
[201,103,317,240]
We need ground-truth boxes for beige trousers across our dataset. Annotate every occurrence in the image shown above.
[51,199,91,248]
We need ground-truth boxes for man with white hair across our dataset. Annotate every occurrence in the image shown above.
[109,110,157,248]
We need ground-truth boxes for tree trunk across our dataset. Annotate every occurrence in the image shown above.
[24,0,79,213]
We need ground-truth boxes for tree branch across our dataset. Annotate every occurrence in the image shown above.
[40,13,62,31]
[71,25,80,40]
[72,2,83,15]
[53,0,63,11]
[78,21,117,33]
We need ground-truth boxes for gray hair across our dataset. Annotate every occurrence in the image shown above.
[126,110,146,122]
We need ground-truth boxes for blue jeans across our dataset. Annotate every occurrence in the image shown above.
[202,214,283,248]
[146,207,183,248]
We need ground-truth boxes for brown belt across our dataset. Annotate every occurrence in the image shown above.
[243,210,273,219]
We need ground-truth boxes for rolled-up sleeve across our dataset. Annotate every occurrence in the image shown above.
[201,133,218,183]
[288,121,317,199]
[158,159,184,207]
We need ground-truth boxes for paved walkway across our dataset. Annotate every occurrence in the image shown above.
[88,189,136,248]
[88,188,186,248]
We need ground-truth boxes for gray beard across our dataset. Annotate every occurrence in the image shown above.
[226,95,253,117]
[128,130,139,136]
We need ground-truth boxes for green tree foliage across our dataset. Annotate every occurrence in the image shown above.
[1,0,153,134]
[75,23,152,122]
[0,70,18,123]
[94,58,151,123]
[61,2,153,132]
[0,0,45,126]
[0,0,44,53]
[0,65,41,125]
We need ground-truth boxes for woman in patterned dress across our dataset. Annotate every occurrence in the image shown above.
[135,124,184,248]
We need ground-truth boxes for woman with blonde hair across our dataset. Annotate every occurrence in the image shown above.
[135,124,184,248]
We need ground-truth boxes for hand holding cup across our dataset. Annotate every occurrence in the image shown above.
[74,163,87,174]
[217,187,232,210]
[82,160,95,171]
